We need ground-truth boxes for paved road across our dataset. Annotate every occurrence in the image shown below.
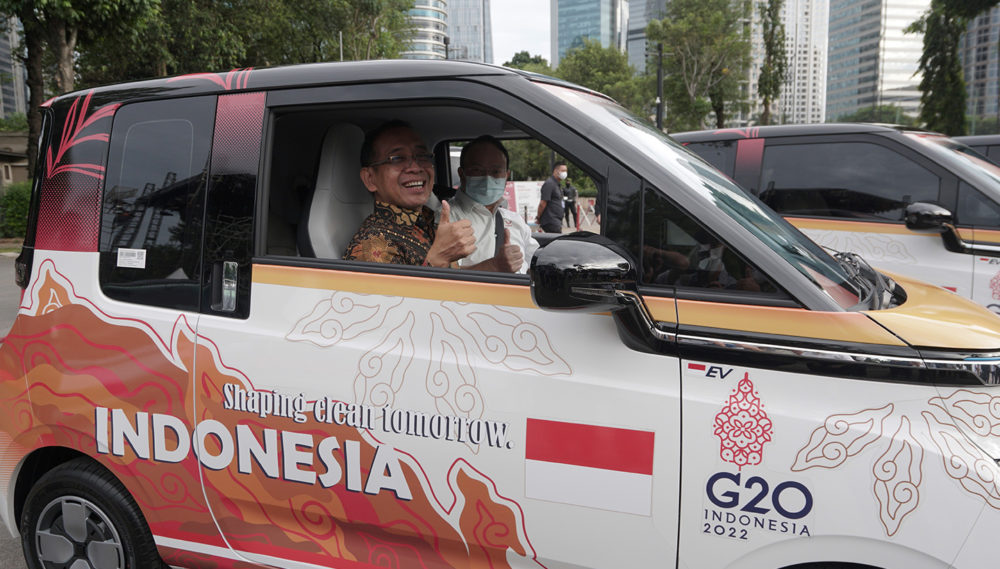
[0,255,27,568]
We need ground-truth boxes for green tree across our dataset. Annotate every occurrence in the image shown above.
[503,51,553,75]
[0,0,156,173]
[554,38,646,115]
[757,0,787,125]
[833,104,920,126]
[504,51,549,69]
[0,112,26,132]
[0,179,30,238]
[647,0,751,131]
[77,0,414,85]
[907,0,969,135]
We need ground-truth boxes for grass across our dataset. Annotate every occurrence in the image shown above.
[0,238,21,254]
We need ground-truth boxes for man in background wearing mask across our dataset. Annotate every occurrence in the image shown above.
[537,162,566,233]
[437,135,537,273]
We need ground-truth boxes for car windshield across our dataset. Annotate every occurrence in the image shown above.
[539,83,863,310]
[905,132,1000,186]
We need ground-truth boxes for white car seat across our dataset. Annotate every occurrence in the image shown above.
[305,123,372,259]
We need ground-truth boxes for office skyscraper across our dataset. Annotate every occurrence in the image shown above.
[826,0,929,120]
[776,0,827,123]
[961,6,1000,131]
[401,0,449,60]
[551,0,628,68]
[0,18,26,118]
[448,0,493,62]
[626,0,666,73]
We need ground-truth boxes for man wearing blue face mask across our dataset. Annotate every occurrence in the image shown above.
[436,135,538,273]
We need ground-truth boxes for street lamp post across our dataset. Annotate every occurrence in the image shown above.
[656,42,664,130]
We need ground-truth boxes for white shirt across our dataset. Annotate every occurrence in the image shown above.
[434,191,538,273]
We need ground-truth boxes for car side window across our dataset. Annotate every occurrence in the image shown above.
[99,96,215,310]
[958,181,1000,228]
[682,141,736,176]
[264,103,601,267]
[759,142,940,221]
[642,187,780,295]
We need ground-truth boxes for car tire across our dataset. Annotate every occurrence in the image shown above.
[20,457,163,569]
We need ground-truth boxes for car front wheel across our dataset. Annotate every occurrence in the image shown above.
[20,457,162,569]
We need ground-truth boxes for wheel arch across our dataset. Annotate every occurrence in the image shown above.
[13,446,87,525]
[719,535,953,569]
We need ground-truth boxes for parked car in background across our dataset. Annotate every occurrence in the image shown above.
[955,134,1000,166]
[675,123,1000,313]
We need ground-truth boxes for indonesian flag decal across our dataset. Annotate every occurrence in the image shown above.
[524,418,655,515]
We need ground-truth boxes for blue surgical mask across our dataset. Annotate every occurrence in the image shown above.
[464,175,507,206]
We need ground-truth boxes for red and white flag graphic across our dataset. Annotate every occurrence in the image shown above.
[525,418,655,515]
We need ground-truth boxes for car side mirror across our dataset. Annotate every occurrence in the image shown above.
[904,202,954,233]
[529,232,675,353]
[529,232,637,312]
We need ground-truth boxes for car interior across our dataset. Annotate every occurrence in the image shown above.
[263,103,577,260]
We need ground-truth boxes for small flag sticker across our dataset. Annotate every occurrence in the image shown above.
[525,418,654,515]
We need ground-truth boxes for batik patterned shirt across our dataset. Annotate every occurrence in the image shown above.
[342,201,438,265]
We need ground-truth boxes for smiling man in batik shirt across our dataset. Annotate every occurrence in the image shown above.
[343,120,475,267]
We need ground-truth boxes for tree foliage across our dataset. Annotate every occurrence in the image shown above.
[757,0,787,125]
[909,0,999,135]
[832,104,920,126]
[502,50,553,75]
[0,179,31,238]
[908,0,969,135]
[76,0,414,86]
[554,38,648,115]
[647,0,751,131]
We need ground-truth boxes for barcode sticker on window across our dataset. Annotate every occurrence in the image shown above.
[117,248,146,269]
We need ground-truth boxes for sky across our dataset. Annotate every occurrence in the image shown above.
[490,0,551,66]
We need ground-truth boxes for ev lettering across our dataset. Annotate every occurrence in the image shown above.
[706,366,732,379]
[706,471,813,520]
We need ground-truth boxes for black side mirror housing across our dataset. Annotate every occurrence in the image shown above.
[529,232,637,312]
[905,202,954,233]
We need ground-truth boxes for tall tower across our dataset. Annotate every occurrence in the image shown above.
[448,0,493,62]
[0,17,26,118]
[551,0,628,68]
[626,0,666,73]
[825,0,929,120]
[777,0,828,123]
[401,0,450,60]
[961,6,1000,132]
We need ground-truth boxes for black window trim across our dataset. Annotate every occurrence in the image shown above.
[253,79,614,287]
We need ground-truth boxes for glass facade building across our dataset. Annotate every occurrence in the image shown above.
[626,0,666,73]
[0,18,26,118]
[776,0,828,123]
[960,7,1000,131]
[401,0,450,60]
[448,0,493,62]
[825,0,928,120]
[551,0,628,68]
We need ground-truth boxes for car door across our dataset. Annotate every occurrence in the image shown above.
[190,79,683,569]
[755,136,971,297]
[958,181,1000,313]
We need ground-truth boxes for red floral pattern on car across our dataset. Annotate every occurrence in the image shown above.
[713,373,773,469]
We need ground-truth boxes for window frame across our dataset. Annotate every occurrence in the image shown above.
[757,133,956,223]
[253,79,616,288]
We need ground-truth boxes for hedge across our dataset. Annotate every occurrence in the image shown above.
[0,180,31,238]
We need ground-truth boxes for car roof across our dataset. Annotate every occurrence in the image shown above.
[45,60,606,112]
[671,123,938,142]
[953,134,1000,145]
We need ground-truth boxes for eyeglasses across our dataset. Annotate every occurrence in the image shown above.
[463,166,509,177]
[367,153,435,168]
